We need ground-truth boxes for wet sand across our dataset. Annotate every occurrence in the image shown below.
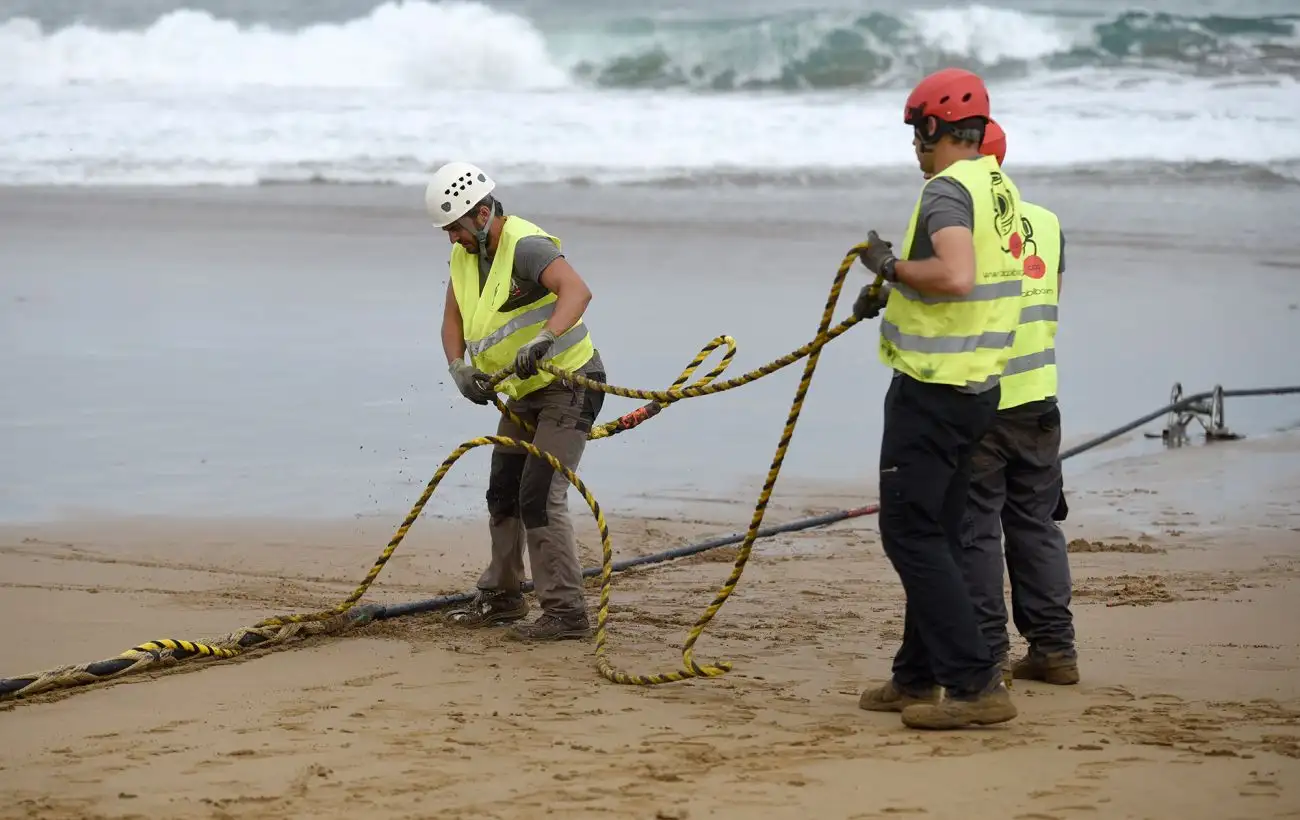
[2,181,1300,817]
[2,435,1300,818]
[3,182,1299,522]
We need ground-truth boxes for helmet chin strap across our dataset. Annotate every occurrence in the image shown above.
[469,195,498,260]
[457,209,493,260]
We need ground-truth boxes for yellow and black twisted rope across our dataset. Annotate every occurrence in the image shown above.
[0,242,878,701]
[594,243,873,684]
[252,241,875,684]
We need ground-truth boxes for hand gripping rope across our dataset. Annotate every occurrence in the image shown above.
[0,242,879,701]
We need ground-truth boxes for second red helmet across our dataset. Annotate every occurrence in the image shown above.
[981,118,1007,165]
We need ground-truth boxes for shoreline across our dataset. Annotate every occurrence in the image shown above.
[5,180,1299,526]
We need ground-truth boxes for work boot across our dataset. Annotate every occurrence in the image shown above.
[506,611,591,642]
[858,680,941,713]
[1012,651,1080,685]
[900,679,1018,730]
[446,590,529,627]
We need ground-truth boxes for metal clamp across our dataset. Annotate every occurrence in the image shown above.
[1147,382,1242,447]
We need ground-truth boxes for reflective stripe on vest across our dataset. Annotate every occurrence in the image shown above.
[997,200,1062,410]
[464,302,591,358]
[449,215,595,401]
[878,155,1025,391]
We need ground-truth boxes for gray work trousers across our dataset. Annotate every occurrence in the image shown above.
[477,352,605,618]
[960,399,1076,661]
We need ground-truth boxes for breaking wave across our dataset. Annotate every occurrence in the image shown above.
[2,1,1297,91]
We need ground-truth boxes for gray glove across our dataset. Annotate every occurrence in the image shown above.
[514,329,557,378]
[853,282,888,320]
[449,359,495,405]
[858,230,899,282]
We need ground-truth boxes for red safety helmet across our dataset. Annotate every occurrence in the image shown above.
[904,68,991,142]
[981,118,1006,166]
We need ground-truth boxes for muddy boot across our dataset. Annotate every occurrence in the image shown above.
[446,590,529,627]
[506,611,591,642]
[1012,651,1080,685]
[900,679,1018,730]
[858,680,941,713]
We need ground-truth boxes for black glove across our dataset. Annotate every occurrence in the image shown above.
[858,230,899,282]
[514,329,557,378]
[853,283,887,320]
[449,359,495,405]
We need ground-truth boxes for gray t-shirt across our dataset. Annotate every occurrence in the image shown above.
[478,233,564,311]
[909,174,975,259]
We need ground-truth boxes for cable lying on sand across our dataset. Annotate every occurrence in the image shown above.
[1,375,1295,701]
[0,243,882,701]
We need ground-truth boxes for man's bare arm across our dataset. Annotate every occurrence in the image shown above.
[537,257,592,335]
[441,280,466,366]
[894,226,977,297]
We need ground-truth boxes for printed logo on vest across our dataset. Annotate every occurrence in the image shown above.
[989,169,1023,260]
[1018,214,1045,279]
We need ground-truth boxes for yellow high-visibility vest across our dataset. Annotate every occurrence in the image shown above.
[878,155,1025,392]
[449,215,595,400]
[999,200,1061,409]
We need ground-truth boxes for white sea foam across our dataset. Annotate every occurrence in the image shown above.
[1,1,1297,186]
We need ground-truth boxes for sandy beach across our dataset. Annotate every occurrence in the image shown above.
[2,432,1299,819]
[3,178,1300,819]
[7,0,1300,812]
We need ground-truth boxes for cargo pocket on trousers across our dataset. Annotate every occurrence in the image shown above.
[574,370,606,434]
[879,455,948,530]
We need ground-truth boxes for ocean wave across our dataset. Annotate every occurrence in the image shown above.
[573,7,1300,90]
[3,2,1298,187]
[0,2,568,90]
[1,1,1297,92]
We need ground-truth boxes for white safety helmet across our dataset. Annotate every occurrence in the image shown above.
[425,162,496,228]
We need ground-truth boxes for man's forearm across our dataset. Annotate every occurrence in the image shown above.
[543,287,591,337]
[894,256,973,297]
[442,325,466,366]
[895,257,953,292]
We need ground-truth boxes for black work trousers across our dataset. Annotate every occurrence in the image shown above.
[961,400,1076,661]
[878,371,1001,697]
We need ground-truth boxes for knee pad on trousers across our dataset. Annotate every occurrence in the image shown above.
[519,459,554,529]
[486,452,527,520]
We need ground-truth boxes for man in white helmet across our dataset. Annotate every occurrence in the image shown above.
[428,161,606,642]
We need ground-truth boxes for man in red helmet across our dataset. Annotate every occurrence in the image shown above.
[959,120,1080,686]
[851,68,1024,730]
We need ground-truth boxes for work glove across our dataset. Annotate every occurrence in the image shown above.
[449,359,495,405]
[858,230,899,282]
[852,282,888,320]
[514,329,557,378]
